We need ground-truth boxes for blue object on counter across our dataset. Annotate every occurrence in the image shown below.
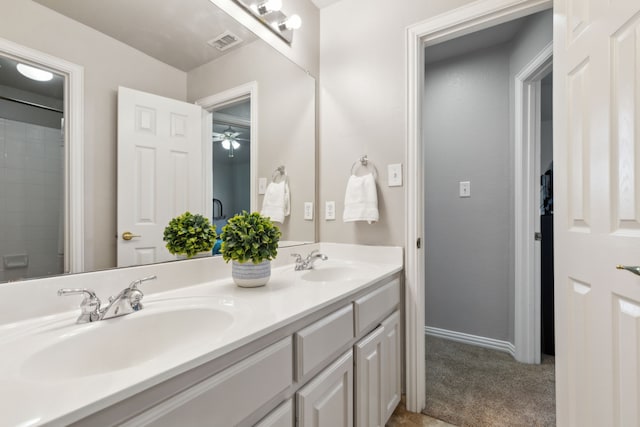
[212,239,222,255]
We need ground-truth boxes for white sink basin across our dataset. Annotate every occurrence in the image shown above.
[301,265,362,282]
[20,297,239,381]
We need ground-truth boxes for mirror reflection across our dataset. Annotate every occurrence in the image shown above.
[0,0,316,283]
[0,56,65,282]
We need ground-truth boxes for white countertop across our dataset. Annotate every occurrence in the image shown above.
[0,243,402,426]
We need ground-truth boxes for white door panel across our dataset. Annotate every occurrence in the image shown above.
[117,87,203,267]
[555,0,640,425]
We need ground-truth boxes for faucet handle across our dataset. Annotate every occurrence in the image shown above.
[57,288,101,322]
[128,275,157,291]
[291,253,303,262]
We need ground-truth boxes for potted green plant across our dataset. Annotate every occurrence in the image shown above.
[220,211,281,287]
[163,211,217,258]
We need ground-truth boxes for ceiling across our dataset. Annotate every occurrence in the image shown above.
[425,14,531,65]
[34,0,259,72]
[310,0,342,8]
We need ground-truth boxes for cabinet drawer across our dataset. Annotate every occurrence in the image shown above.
[124,337,293,427]
[295,304,354,380]
[354,278,399,335]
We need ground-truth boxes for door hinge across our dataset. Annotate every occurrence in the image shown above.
[535,232,542,241]
[416,237,421,249]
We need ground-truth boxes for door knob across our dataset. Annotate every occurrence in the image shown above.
[122,231,141,241]
[616,265,640,277]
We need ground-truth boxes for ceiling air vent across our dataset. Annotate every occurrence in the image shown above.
[208,31,243,51]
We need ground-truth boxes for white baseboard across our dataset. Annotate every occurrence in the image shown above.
[425,326,516,358]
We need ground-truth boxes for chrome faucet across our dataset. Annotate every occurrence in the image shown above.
[291,250,328,271]
[58,275,157,323]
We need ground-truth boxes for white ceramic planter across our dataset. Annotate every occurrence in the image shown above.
[232,260,271,287]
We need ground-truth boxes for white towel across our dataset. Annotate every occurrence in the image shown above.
[343,173,379,224]
[261,181,290,223]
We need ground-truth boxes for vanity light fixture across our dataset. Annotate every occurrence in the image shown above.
[278,14,302,31]
[233,0,301,44]
[256,0,282,15]
[16,63,53,82]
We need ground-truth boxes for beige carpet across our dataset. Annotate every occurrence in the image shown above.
[423,335,555,426]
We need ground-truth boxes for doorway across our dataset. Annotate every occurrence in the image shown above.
[421,9,554,425]
[0,37,84,278]
[211,98,251,235]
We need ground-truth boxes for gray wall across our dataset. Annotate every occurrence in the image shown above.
[423,45,512,341]
[423,11,552,343]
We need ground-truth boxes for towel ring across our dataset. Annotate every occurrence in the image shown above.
[272,165,287,183]
[350,155,378,178]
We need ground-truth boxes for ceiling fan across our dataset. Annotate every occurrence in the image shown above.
[212,126,249,157]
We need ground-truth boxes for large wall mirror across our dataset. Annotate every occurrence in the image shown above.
[0,0,316,283]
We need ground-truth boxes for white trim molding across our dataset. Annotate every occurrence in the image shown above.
[404,0,551,413]
[514,42,553,364]
[0,37,85,274]
[195,81,259,214]
[425,327,516,357]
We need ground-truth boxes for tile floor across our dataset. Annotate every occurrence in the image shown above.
[386,398,455,427]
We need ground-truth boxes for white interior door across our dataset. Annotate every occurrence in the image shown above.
[117,87,204,267]
[555,0,640,425]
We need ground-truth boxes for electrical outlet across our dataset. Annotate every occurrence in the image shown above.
[258,177,267,195]
[325,201,336,220]
[459,181,471,198]
[304,202,313,220]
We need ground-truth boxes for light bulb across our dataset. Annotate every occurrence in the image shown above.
[17,63,53,82]
[231,141,240,149]
[257,0,282,14]
[222,140,230,150]
[279,14,302,31]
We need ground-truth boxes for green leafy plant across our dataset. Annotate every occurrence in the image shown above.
[163,212,217,258]
[220,211,281,264]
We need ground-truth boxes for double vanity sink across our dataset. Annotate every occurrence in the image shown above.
[0,244,402,426]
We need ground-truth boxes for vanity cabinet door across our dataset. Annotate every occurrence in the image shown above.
[354,310,401,427]
[381,310,401,422]
[355,325,385,427]
[297,349,353,427]
[254,399,293,427]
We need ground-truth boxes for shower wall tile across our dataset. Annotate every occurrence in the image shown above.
[0,118,64,282]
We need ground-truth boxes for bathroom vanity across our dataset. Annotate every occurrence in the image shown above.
[0,244,403,426]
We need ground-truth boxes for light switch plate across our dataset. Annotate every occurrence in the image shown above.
[388,163,403,187]
[304,202,313,220]
[459,181,471,198]
[325,201,336,220]
[258,177,267,195]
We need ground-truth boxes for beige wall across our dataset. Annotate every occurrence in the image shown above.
[0,0,187,271]
[318,0,476,246]
[187,40,316,243]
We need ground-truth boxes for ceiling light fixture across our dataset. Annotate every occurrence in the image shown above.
[221,139,241,150]
[233,0,302,44]
[16,63,53,82]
